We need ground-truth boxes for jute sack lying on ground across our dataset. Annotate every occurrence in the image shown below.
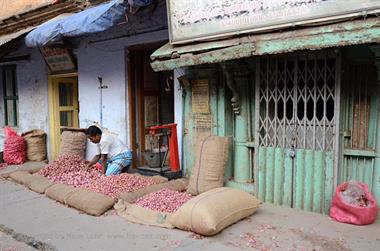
[187,136,231,195]
[45,183,78,204]
[65,188,116,216]
[114,200,174,229]
[59,129,87,158]
[170,187,260,236]
[0,161,47,178]
[119,178,189,203]
[9,171,34,185]
[26,175,55,194]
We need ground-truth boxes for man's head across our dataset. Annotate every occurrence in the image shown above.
[85,125,102,143]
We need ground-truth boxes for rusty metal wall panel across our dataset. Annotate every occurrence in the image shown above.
[257,147,334,214]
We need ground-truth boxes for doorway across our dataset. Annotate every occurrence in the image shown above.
[254,51,340,214]
[128,47,174,167]
[48,74,79,159]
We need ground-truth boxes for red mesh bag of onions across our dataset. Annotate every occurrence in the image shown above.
[3,127,26,164]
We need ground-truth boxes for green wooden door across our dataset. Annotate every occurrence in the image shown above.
[340,61,378,194]
[255,51,340,214]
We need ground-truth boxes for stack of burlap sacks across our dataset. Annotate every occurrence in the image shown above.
[8,170,115,216]
[8,128,110,216]
[116,136,260,236]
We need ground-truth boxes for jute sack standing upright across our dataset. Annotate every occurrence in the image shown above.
[59,129,87,158]
[187,136,231,195]
[22,129,47,161]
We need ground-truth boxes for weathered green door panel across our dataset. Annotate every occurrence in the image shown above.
[339,48,379,205]
[257,147,334,214]
[182,67,231,177]
[340,156,375,188]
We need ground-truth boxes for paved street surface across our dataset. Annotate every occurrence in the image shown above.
[0,179,379,251]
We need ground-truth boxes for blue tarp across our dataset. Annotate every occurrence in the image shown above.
[25,0,131,47]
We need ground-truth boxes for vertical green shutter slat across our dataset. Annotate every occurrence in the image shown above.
[294,149,305,210]
[324,152,334,214]
[313,151,324,213]
[304,150,314,211]
[265,147,275,203]
[283,150,293,207]
[273,148,284,205]
[258,147,267,201]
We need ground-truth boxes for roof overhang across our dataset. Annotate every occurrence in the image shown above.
[151,17,380,72]
[25,0,126,47]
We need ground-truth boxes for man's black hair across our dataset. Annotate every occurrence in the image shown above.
[85,125,102,136]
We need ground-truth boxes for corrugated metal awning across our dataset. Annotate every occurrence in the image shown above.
[0,13,72,49]
[151,17,380,72]
[0,27,36,47]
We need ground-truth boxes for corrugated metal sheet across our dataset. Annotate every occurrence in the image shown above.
[0,27,35,47]
[257,147,335,214]
[0,13,71,48]
[0,0,54,21]
[0,1,82,37]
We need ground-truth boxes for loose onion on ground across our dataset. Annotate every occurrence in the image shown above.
[36,155,166,198]
[135,188,193,213]
[36,155,102,187]
[85,173,159,198]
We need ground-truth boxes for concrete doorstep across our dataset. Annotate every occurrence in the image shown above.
[0,180,379,251]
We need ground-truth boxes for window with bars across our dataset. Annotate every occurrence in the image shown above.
[1,65,19,127]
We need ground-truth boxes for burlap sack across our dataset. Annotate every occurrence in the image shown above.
[59,129,87,158]
[114,200,174,229]
[65,188,116,216]
[9,171,34,185]
[170,187,260,236]
[45,183,78,204]
[0,161,46,178]
[26,175,55,194]
[187,136,231,195]
[22,130,47,161]
[119,178,189,203]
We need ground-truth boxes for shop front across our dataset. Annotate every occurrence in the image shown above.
[150,0,380,214]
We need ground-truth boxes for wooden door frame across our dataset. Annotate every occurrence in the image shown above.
[127,41,167,167]
[48,72,78,160]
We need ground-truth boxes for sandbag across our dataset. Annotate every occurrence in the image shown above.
[3,127,26,164]
[45,183,78,204]
[187,136,230,195]
[65,188,116,216]
[170,187,260,236]
[59,129,87,158]
[22,130,47,161]
[330,181,378,225]
[119,178,188,203]
[115,200,174,228]
[9,171,34,185]
[26,175,55,194]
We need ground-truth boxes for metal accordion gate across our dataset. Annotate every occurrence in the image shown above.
[254,51,340,214]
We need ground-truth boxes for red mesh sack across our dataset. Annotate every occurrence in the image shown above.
[330,181,378,225]
[3,127,26,165]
